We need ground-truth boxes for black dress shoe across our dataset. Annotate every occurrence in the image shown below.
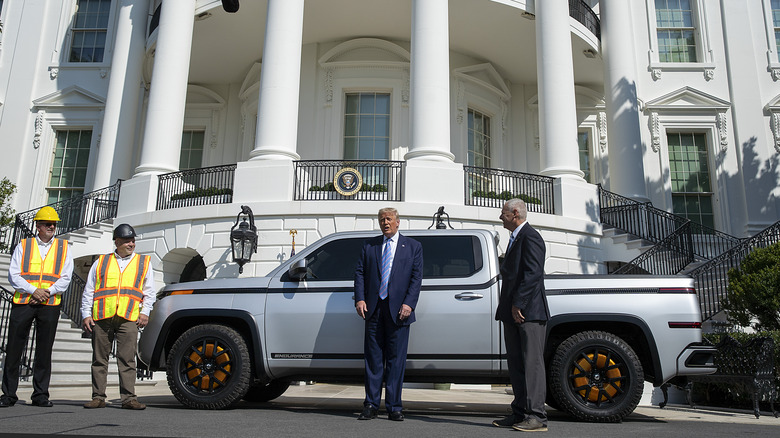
[388,411,404,421]
[31,399,53,407]
[357,406,378,420]
[0,397,15,408]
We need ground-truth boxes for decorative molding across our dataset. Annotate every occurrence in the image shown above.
[96,134,101,148]
[650,111,661,153]
[323,67,334,106]
[651,68,662,81]
[49,67,59,79]
[99,69,108,78]
[598,111,608,153]
[501,101,508,137]
[717,112,728,152]
[33,110,45,149]
[402,70,410,106]
[533,111,540,150]
[773,112,780,153]
[211,111,219,149]
[772,67,780,82]
[455,80,465,124]
[704,68,714,81]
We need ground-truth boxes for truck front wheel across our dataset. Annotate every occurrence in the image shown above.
[549,330,644,423]
[167,324,251,409]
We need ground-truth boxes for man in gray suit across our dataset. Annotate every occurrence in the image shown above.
[492,198,550,432]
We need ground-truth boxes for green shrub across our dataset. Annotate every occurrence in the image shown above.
[170,187,233,201]
[0,177,16,252]
[472,190,542,205]
[724,243,780,331]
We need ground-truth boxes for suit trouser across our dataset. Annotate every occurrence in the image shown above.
[1,303,60,403]
[503,320,547,425]
[363,298,410,412]
[90,315,138,403]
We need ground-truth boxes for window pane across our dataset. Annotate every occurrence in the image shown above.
[343,92,391,160]
[179,130,205,170]
[70,0,110,63]
[656,0,697,63]
[668,132,713,226]
[467,109,491,168]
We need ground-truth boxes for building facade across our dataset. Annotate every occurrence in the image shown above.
[0,0,778,289]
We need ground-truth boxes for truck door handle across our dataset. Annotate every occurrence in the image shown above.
[455,292,484,300]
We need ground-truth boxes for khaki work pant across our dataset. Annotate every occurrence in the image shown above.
[90,315,139,403]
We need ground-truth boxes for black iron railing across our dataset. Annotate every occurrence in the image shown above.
[464,166,556,215]
[599,185,741,262]
[7,180,122,254]
[689,220,780,321]
[569,0,601,39]
[294,160,404,202]
[156,164,236,210]
[0,225,12,253]
[61,273,86,329]
[0,285,36,379]
[613,222,694,275]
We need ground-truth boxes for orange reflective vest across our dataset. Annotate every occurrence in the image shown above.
[92,253,151,322]
[14,237,67,306]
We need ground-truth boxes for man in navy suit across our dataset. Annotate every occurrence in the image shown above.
[354,207,423,421]
[492,198,550,432]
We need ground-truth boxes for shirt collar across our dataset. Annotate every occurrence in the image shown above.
[114,251,135,261]
[35,235,53,246]
[384,232,399,243]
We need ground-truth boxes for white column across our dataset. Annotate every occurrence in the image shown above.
[249,0,304,161]
[601,0,648,201]
[405,0,454,162]
[535,0,583,180]
[92,0,149,189]
[134,0,196,176]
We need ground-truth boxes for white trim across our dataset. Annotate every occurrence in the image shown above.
[645,0,716,80]
[762,0,780,80]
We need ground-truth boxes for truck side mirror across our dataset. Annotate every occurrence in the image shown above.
[288,259,307,280]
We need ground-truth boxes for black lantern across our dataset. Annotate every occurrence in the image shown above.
[230,205,257,274]
[428,206,453,230]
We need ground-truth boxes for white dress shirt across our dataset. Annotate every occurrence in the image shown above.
[8,235,73,296]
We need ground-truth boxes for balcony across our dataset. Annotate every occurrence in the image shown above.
[156,165,236,210]
[293,160,404,202]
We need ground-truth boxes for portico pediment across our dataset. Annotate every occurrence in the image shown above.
[32,86,105,109]
[453,63,511,101]
[319,38,410,68]
[643,86,730,111]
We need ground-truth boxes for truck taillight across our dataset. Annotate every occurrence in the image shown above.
[668,322,702,329]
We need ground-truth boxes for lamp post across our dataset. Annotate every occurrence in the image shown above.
[230,205,257,274]
[428,206,453,229]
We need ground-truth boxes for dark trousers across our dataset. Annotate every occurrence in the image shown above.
[503,320,547,425]
[1,303,61,403]
[90,316,139,403]
[363,298,410,413]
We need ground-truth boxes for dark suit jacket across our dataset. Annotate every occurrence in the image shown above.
[495,223,550,323]
[354,233,423,326]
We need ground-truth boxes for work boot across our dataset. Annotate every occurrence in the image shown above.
[83,398,106,409]
[122,399,146,410]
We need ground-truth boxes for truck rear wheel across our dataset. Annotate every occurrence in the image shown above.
[167,324,251,409]
[243,380,291,402]
[549,330,643,423]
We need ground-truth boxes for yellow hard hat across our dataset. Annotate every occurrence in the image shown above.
[33,206,60,222]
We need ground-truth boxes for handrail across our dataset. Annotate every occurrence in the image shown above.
[688,219,780,321]
[599,185,741,261]
[613,221,694,275]
[156,164,236,210]
[0,284,36,379]
[569,0,601,40]
[7,180,122,254]
[61,273,86,329]
[464,166,555,215]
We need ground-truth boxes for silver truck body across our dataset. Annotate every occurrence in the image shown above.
[139,229,715,420]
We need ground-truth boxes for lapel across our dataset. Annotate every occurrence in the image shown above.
[507,225,526,257]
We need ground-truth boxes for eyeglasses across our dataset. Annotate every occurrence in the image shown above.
[38,222,57,228]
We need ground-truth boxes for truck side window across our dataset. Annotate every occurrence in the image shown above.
[413,235,482,278]
[303,238,365,281]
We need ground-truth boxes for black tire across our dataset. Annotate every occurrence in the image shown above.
[242,380,291,403]
[549,331,644,423]
[167,324,251,409]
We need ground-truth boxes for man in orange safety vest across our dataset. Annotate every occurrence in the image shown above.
[81,223,155,410]
[2,206,73,408]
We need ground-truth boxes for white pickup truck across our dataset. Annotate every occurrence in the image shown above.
[138,228,716,422]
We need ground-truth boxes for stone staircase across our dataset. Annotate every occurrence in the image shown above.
[600,226,654,268]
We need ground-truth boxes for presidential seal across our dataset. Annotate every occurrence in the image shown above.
[333,167,362,196]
